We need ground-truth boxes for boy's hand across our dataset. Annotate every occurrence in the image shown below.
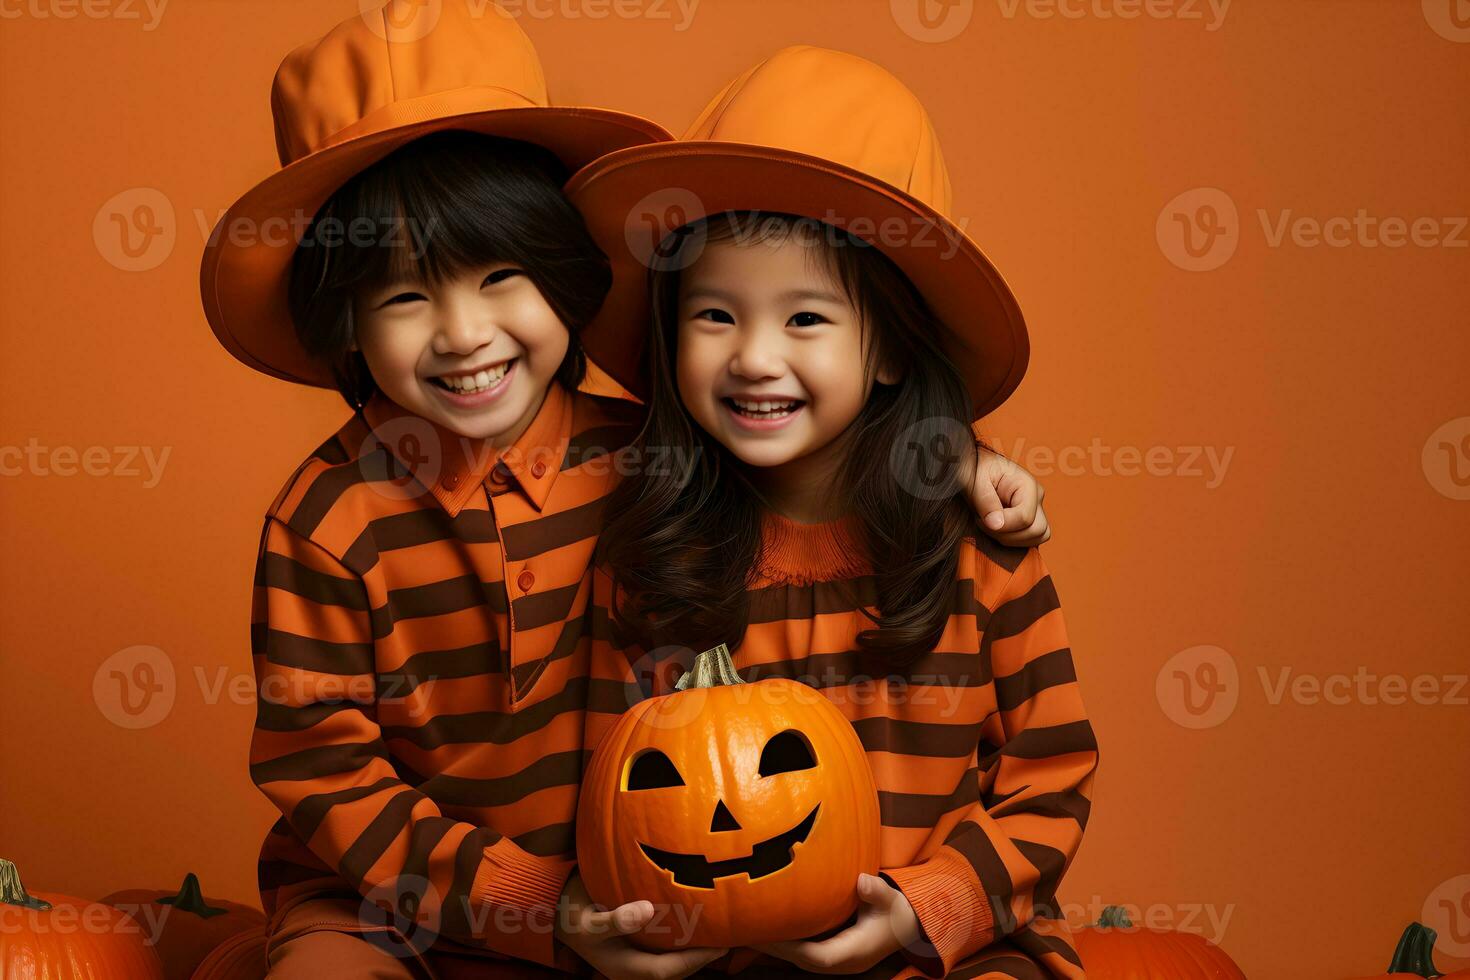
[554,872,727,980]
[972,447,1051,547]
[750,873,921,974]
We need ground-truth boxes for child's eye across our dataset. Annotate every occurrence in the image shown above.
[693,308,735,325]
[789,312,827,327]
[482,268,523,287]
[381,291,427,307]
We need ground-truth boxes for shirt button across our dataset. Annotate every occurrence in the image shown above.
[531,461,547,478]
[517,570,536,593]
[441,472,460,490]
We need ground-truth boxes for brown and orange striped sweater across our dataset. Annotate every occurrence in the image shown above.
[247,382,641,972]
[586,512,1099,980]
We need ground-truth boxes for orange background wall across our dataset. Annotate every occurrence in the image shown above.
[2,2,1467,977]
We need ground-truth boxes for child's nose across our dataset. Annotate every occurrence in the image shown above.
[729,327,785,380]
[434,304,496,355]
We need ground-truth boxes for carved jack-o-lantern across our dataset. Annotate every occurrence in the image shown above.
[577,644,881,950]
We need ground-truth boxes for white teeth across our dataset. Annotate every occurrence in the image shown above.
[441,362,510,393]
[730,397,800,419]
[733,398,798,410]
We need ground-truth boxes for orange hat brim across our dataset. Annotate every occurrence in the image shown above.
[201,97,672,388]
[565,142,1028,420]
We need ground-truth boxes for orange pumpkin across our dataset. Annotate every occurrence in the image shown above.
[102,872,266,980]
[1347,922,1470,979]
[189,924,269,980]
[1073,906,1246,978]
[577,643,881,950]
[0,857,166,979]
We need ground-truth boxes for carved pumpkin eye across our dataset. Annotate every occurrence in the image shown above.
[627,749,684,790]
[758,730,816,777]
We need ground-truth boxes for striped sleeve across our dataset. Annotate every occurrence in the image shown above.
[247,516,576,969]
[882,546,1098,977]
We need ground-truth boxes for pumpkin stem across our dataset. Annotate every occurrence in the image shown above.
[675,644,743,690]
[1385,923,1442,978]
[158,872,228,919]
[0,858,53,912]
[1094,906,1133,929]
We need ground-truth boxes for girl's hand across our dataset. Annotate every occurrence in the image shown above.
[750,873,923,974]
[972,447,1051,547]
[554,872,728,980]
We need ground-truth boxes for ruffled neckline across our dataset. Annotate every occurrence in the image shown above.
[755,510,871,586]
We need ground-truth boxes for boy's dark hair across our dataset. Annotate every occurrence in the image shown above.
[599,211,981,670]
[287,130,610,409]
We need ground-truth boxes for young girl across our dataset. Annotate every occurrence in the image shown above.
[204,7,1052,980]
[570,48,1098,980]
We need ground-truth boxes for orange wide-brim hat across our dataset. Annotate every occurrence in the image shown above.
[200,0,672,388]
[564,45,1028,420]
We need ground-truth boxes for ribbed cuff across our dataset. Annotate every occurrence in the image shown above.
[467,844,577,969]
[881,848,995,977]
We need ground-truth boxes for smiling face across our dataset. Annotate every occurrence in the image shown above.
[674,230,899,488]
[627,729,822,889]
[353,262,570,445]
[575,674,882,950]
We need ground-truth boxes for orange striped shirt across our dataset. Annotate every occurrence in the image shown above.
[248,381,640,971]
[587,512,1099,980]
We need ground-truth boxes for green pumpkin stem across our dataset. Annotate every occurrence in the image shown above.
[0,858,53,912]
[1094,906,1133,929]
[675,644,743,690]
[1385,923,1442,978]
[158,872,228,919]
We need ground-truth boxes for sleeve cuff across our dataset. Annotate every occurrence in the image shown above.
[468,843,577,969]
[881,848,996,977]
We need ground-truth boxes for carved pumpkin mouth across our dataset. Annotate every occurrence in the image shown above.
[637,805,819,889]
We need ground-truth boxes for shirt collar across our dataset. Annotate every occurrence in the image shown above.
[361,384,571,516]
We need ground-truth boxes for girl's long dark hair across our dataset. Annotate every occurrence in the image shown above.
[599,212,981,670]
